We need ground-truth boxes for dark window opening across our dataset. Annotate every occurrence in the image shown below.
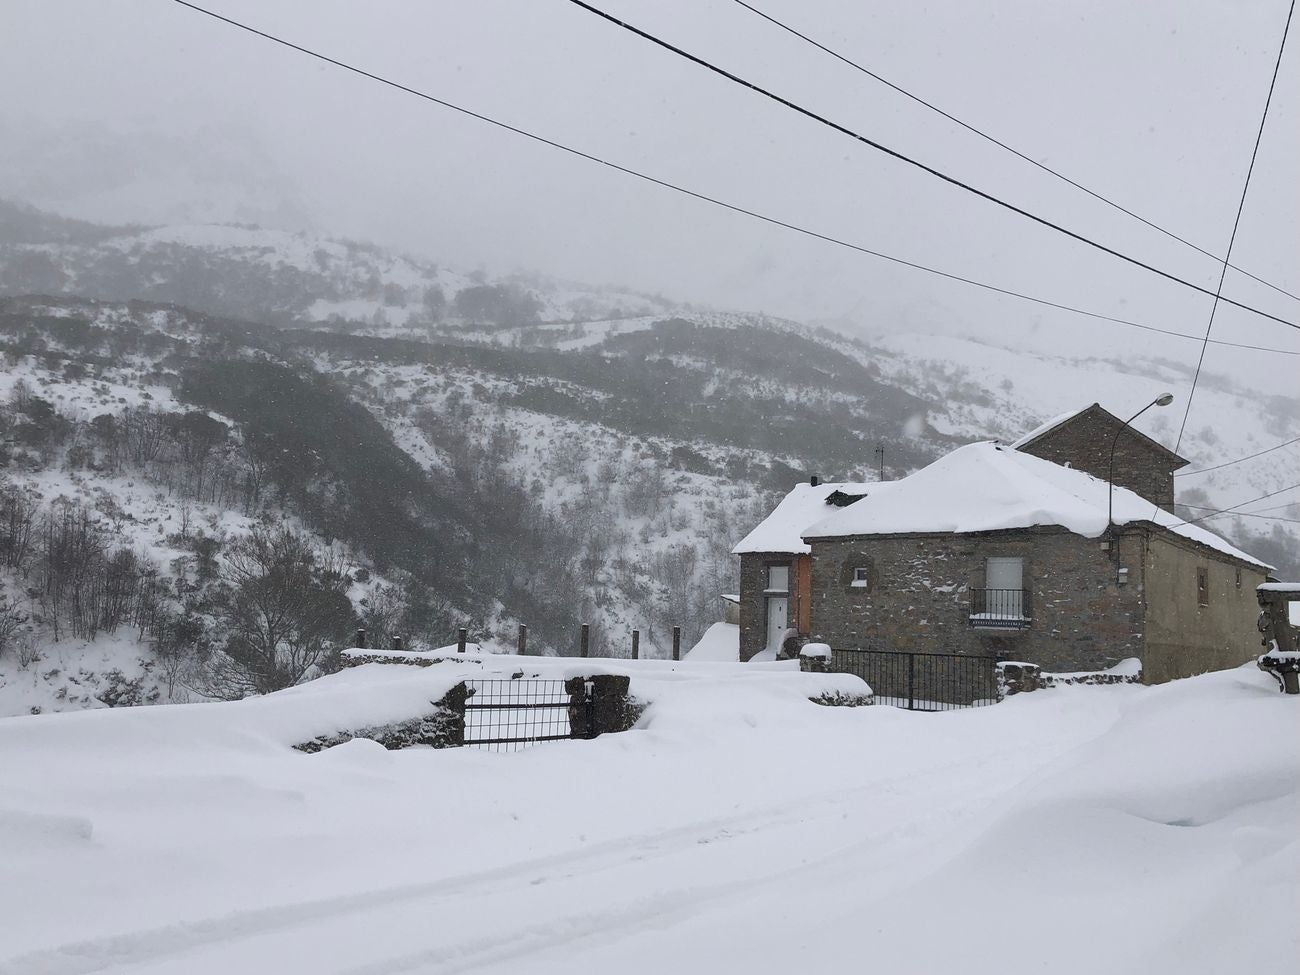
[1197,567,1209,606]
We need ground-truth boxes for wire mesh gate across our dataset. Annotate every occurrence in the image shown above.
[463,679,574,752]
[831,649,998,711]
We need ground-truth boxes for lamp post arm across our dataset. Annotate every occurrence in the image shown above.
[1107,401,1161,532]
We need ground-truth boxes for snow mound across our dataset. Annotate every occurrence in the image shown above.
[685,622,740,662]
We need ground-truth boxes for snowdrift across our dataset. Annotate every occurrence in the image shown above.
[0,664,1294,975]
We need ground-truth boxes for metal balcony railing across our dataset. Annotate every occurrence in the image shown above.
[969,589,1031,629]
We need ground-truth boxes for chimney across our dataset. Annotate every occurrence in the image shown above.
[810,474,821,487]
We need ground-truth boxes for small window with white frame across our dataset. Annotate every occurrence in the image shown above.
[851,566,871,588]
[765,564,790,594]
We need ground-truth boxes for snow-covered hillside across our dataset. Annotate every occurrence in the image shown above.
[0,659,1293,974]
[0,202,1294,717]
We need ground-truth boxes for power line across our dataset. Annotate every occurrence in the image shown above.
[165,1,1300,357]
[1177,503,1300,525]
[1173,0,1296,457]
[1175,436,1300,477]
[564,0,1299,331]
[1232,500,1300,514]
[1183,481,1300,525]
[729,0,1300,305]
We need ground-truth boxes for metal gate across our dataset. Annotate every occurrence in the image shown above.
[463,679,574,751]
[831,649,998,711]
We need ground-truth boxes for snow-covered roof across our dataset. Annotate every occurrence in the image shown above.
[732,481,880,555]
[803,442,1270,569]
[1009,407,1090,449]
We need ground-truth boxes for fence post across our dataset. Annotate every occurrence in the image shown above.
[672,626,681,662]
[631,629,640,660]
[457,628,467,654]
[580,623,590,658]
[907,652,915,710]
[517,623,528,656]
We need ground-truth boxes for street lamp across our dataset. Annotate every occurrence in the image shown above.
[1107,392,1174,533]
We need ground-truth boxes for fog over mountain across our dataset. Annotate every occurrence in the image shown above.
[2,1,1296,392]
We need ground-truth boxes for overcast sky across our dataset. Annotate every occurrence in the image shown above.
[2,0,1296,392]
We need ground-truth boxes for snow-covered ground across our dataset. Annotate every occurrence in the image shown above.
[1,660,1294,974]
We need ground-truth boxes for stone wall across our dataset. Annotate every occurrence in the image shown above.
[1142,533,1267,683]
[294,682,469,752]
[739,552,808,662]
[1017,405,1182,509]
[807,526,1147,672]
[738,553,768,662]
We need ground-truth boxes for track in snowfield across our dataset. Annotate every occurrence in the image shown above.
[1,738,1044,975]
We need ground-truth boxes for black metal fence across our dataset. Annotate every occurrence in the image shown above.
[831,649,998,711]
[968,588,1031,628]
[464,679,572,751]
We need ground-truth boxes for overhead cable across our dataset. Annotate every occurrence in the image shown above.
[167,0,1300,357]
[1177,504,1300,525]
[1175,435,1300,477]
[729,0,1300,304]
[1183,481,1300,526]
[1172,0,1296,456]
[563,0,1299,330]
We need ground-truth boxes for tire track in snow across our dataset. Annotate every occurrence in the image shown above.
[4,729,1083,974]
[0,779,888,975]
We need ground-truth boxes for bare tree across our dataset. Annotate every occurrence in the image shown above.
[0,482,39,572]
[358,582,407,652]
[0,592,27,659]
[215,525,356,695]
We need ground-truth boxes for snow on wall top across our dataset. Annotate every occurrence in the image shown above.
[733,481,880,555]
[802,442,1270,569]
[1008,406,1091,449]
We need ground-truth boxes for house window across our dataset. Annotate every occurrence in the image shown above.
[971,557,1028,628]
[851,566,870,588]
[1197,567,1209,606]
[765,564,789,594]
[1235,567,1242,590]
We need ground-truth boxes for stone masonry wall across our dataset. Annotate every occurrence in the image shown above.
[739,552,780,663]
[807,527,1147,672]
[1017,406,1180,510]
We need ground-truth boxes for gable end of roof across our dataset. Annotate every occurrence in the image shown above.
[1014,403,1190,469]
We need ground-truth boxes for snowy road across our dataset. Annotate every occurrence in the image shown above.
[2,664,1295,974]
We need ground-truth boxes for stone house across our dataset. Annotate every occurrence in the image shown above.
[734,406,1271,682]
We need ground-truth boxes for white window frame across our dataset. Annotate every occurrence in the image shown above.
[764,563,790,595]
